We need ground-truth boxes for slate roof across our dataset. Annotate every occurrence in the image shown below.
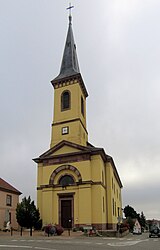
[51,16,88,97]
[0,178,22,195]
[52,16,80,81]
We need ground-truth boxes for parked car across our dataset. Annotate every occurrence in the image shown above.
[149,225,160,238]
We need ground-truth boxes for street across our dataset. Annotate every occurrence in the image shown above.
[0,232,160,250]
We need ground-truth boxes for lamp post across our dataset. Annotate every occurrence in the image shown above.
[117,216,121,237]
[68,219,72,236]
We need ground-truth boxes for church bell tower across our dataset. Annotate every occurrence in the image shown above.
[50,15,88,148]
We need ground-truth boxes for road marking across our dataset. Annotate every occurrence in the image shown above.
[0,245,56,250]
[108,241,139,247]
[34,247,56,250]
[108,239,149,247]
[0,245,32,249]
[103,237,116,240]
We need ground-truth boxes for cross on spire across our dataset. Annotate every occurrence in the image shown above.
[66,3,74,23]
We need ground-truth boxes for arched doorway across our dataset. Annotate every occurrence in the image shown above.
[49,165,82,228]
[58,175,75,228]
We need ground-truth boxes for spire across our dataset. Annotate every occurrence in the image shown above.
[51,10,88,97]
[53,14,80,81]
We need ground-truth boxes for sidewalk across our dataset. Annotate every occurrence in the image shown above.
[0,229,84,239]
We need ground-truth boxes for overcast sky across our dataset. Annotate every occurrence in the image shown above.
[1,0,160,220]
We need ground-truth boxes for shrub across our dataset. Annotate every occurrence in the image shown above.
[34,219,42,230]
[44,224,64,236]
[55,225,64,235]
[44,224,55,235]
[119,223,129,233]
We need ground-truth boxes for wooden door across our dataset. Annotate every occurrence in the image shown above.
[61,199,72,228]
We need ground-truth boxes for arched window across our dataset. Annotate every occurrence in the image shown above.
[81,96,84,116]
[112,198,114,216]
[61,91,70,111]
[59,175,75,187]
[102,171,104,184]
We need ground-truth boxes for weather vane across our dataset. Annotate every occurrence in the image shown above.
[66,3,74,17]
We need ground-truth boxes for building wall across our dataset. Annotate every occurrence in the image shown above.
[53,81,86,126]
[51,80,88,147]
[0,190,19,230]
[106,162,122,229]
[37,152,122,230]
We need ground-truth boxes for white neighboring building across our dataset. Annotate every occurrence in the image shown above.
[133,219,141,234]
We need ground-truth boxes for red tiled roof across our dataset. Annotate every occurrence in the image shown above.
[0,178,22,195]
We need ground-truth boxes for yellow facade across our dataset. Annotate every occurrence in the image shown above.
[51,80,88,148]
[35,142,122,230]
[34,15,123,230]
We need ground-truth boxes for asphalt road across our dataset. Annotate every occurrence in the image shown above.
[0,232,160,250]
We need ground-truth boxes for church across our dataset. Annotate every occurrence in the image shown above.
[33,13,123,230]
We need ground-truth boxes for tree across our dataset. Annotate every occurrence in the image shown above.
[124,205,137,219]
[123,205,138,232]
[126,217,135,231]
[139,211,146,229]
[16,196,40,236]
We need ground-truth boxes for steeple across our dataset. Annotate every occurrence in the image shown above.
[50,12,89,147]
[52,15,80,81]
[51,14,88,97]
